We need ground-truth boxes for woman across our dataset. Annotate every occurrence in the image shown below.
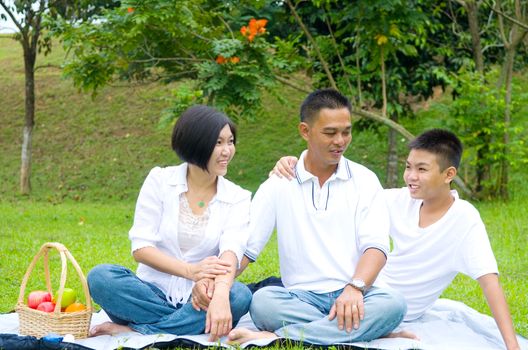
[87,105,252,341]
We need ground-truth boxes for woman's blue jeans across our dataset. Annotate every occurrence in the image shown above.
[87,264,252,335]
[250,285,406,345]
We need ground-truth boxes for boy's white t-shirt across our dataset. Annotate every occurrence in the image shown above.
[378,187,499,321]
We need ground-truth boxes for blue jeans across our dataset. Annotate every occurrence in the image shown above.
[250,285,406,345]
[87,264,252,335]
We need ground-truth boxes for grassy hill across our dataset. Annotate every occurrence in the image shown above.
[1,34,526,337]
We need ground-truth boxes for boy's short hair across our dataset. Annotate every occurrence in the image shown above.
[300,88,351,124]
[408,129,463,170]
[171,105,236,171]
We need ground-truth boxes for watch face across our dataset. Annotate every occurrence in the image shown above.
[352,279,365,290]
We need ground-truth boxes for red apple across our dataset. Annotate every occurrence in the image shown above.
[27,291,52,309]
[36,301,56,312]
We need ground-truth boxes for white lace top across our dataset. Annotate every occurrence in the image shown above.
[130,164,251,306]
[178,193,209,254]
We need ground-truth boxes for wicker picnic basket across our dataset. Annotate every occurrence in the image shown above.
[15,242,93,339]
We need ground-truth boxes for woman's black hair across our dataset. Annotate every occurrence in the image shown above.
[171,105,236,171]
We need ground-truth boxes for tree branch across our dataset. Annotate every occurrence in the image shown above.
[488,0,528,31]
[275,75,311,93]
[34,63,61,71]
[218,15,235,40]
[324,12,353,95]
[285,0,338,90]
[0,1,25,33]
[131,57,208,63]
[495,0,509,44]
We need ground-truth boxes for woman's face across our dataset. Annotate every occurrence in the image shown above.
[207,124,235,176]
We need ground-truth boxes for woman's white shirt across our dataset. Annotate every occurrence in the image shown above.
[128,164,251,306]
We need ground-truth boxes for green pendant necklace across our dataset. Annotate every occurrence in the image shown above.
[198,201,205,208]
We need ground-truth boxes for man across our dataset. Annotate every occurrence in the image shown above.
[270,129,521,349]
[224,88,406,345]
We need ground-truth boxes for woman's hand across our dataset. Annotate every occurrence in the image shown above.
[192,278,214,311]
[269,156,298,180]
[205,285,232,342]
[187,256,232,282]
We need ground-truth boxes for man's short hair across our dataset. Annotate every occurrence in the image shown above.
[300,88,352,124]
[171,105,236,171]
[408,129,463,170]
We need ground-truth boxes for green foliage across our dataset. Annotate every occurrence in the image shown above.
[446,69,528,197]
[196,27,278,120]
[54,1,296,123]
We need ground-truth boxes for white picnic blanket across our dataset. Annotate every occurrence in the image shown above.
[1,298,527,349]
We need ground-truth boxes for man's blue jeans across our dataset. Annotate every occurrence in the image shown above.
[87,264,252,335]
[250,285,406,345]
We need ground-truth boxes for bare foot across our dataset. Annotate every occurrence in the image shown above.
[385,330,420,340]
[89,322,134,337]
[227,327,277,344]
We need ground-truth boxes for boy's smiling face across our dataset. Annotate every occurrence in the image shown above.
[403,149,455,200]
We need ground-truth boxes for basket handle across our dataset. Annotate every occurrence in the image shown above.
[17,242,93,314]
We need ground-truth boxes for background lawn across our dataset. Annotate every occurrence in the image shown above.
[0,35,526,338]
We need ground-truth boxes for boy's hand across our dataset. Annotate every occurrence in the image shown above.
[269,156,298,180]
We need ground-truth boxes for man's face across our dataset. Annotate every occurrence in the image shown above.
[300,107,352,169]
[404,149,453,200]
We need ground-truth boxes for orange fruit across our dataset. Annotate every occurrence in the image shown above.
[64,302,87,313]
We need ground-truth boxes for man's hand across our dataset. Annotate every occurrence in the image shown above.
[328,285,365,332]
[192,278,214,311]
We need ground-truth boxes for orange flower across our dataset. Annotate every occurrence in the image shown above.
[241,18,268,42]
[216,55,226,64]
[230,56,240,64]
[127,7,134,13]
[256,19,268,33]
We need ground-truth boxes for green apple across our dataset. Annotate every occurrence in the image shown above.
[55,287,77,308]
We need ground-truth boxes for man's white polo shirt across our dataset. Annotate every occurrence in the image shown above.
[246,150,390,293]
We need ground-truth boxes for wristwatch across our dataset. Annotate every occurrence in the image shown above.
[348,278,367,294]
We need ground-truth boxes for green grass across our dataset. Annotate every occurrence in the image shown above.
[0,33,527,340]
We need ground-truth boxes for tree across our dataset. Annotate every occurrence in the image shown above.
[493,0,527,199]
[284,0,440,187]
[55,0,286,121]
[442,0,528,198]
[59,0,482,196]
[0,0,115,194]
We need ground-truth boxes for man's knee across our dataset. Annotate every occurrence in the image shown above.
[384,289,407,321]
[249,286,287,330]
[367,287,407,325]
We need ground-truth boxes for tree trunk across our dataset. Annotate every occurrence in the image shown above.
[380,46,398,188]
[462,0,488,195]
[465,1,485,74]
[386,113,399,188]
[494,0,527,199]
[474,134,490,195]
[498,46,515,200]
[20,43,36,195]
